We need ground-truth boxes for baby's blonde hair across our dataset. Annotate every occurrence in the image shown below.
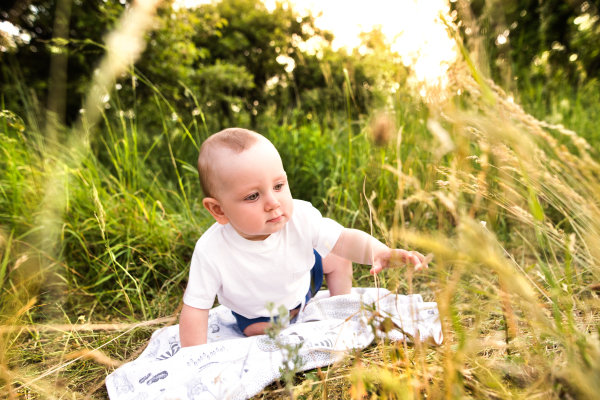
[197,128,263,198]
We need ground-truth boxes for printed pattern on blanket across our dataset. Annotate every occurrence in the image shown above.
[105,288,442,400]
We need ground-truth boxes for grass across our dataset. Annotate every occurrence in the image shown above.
[3,7,600,400]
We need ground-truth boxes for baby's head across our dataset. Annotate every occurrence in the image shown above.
[198,128,294,241]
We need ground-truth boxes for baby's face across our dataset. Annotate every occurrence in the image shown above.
[213,139,293,240]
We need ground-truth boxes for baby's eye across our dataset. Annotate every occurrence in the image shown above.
[274,183,284,191]
[245,193,259,201]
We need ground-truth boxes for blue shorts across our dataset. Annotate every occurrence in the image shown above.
[232,249,324,334]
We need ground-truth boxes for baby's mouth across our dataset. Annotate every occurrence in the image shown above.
[267,215,283,223]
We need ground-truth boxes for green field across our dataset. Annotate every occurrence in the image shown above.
[2,0,600,399]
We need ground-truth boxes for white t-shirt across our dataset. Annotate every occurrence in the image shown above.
[183,200,344,319]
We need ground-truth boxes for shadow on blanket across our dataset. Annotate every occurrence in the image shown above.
[105,288,442,400]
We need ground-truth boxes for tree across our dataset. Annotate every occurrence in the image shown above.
[454,0,600,88]
[1,0,405,132]
[1,0,126,122]
[187,0,328,126]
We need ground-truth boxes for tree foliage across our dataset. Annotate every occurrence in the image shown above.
[1,0,408,131]
[454,0,600,89]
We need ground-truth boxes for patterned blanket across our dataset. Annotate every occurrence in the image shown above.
[105,288,442,400]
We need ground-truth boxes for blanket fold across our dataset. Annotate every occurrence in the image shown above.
[106,288,442,400]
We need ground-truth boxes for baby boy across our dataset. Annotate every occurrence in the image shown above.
[179,128,428,347]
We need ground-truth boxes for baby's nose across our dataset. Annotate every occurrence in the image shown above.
[264,194,281,210]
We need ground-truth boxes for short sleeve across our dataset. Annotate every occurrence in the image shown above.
[299,201,344,257]
[182,246,221,309]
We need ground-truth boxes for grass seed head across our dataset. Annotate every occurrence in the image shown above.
[370,112,394,147]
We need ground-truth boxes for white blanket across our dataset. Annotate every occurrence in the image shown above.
[105,288,442,400]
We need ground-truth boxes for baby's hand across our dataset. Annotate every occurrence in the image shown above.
[370,248,429,275]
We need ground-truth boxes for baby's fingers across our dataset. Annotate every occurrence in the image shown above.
[412,252,433,271]
[384,250,432,271]
[392,249,421,266]
[370,259,384,275]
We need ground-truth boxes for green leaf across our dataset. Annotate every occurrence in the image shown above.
[528,189,544,221]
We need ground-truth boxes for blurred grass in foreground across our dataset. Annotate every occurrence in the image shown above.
[3,14,600,400]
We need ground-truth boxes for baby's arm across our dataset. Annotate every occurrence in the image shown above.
[179,304,209,347]
[331,228,428,275]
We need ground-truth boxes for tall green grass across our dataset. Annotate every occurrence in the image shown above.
[519,76,600,147]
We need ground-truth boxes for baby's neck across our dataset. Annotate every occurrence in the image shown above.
[231,225,271,241]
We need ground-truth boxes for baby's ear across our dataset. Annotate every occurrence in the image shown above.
[202,197,229,225]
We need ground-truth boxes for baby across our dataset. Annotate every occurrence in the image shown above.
[179,128,428,347]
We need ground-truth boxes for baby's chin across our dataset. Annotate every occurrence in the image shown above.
[236,219,289,240]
